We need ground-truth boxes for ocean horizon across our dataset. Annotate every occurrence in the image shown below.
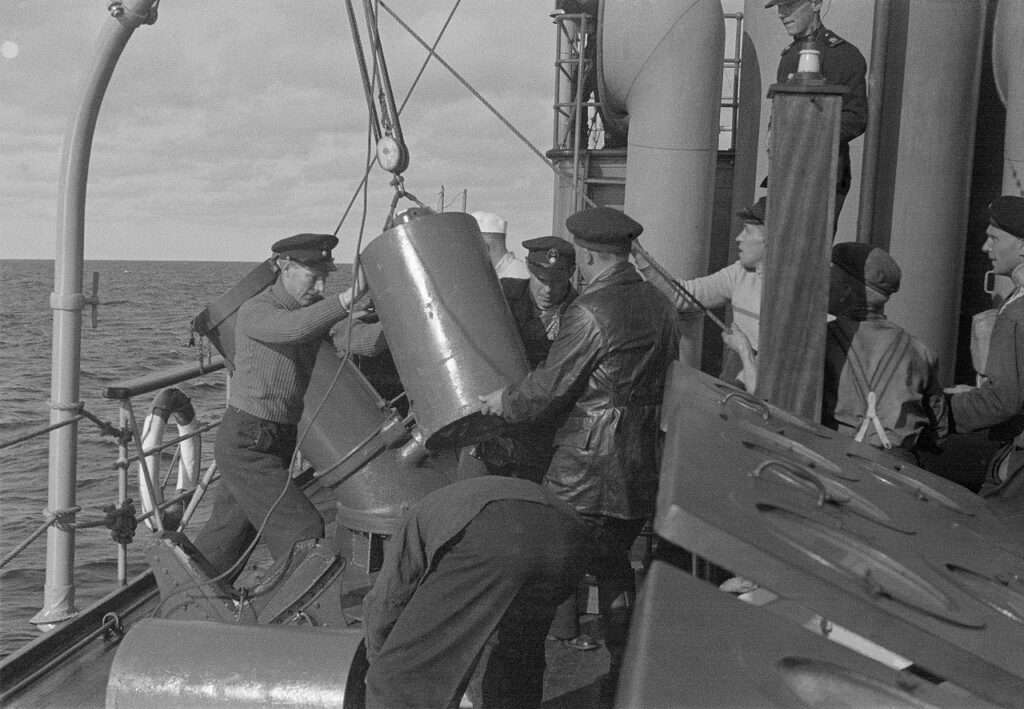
[0,258,353,657]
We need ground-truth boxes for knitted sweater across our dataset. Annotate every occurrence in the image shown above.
[644,260,762,352]
[230,280,349,423]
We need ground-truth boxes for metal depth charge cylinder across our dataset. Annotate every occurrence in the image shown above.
[360,211,529,449]
[300,342,459,534]
[105,618,366,708]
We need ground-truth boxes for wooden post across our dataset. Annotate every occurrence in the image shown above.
[755,78,844,420]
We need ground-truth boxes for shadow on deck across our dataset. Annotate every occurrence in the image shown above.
[541,615,610,708]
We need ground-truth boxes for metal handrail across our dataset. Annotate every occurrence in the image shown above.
[102,355,224,400]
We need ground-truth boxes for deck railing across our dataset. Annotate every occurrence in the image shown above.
[0,356,226,627]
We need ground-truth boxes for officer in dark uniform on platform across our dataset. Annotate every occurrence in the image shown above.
[767,0,868,226]
[194,233,362,580]
[479,207,679,701]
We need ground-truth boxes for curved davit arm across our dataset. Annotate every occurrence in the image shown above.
[993,0,1024,195]
[598,0,724,365]
[38,0,159,626]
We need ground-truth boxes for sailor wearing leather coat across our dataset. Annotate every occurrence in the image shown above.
[499,258,678,519]
[480,207,678,695]
[482,214,679,520]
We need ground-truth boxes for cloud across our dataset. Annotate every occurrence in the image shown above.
[0,0,556,261]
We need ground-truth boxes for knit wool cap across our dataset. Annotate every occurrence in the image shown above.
[831,242,901,297]
[989,196,1024,240]
[736,197,767,226]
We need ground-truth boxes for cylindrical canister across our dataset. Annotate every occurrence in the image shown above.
[360,211,529,449]
[106,618,366,708]
[300,342,459,534]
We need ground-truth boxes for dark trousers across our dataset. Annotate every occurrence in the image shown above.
[194,406,324,578]
[581,516,645,657]
[365,500,590,709]
[547,515,646,643]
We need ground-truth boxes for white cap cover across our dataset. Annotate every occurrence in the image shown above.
[471,211,508,235]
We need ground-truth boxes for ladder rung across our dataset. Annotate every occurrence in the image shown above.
[583,177,626,185]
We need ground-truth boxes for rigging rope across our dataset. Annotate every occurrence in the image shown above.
[332,0,461,238]
[346,0,409,174]
[378,0,552,168]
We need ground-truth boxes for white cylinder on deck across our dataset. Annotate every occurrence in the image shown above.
[600,0,723,366]
[876,1,987,384]
[994,0,1024,196]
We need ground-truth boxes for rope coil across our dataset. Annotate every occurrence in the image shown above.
[101,501,139,545]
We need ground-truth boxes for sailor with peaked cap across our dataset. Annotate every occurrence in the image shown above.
[565,206,643,254]
[471,210,530,279]
[948,196,1024,505]
[271,232,339,272]
[516,236,577,349]
[636,197,768,387]
[497,233,590,648]
[480,206,678,694]
[823,242,943,462]
[194,231,364,580]
[523,235,575,277]
[474,236,578,488]
[474,236,577,480]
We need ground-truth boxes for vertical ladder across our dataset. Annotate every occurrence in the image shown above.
[551,9,623,215]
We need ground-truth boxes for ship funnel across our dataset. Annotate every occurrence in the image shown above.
[360,211,530,449]
[599,0,724,364]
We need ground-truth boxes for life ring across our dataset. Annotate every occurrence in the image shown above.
[136,387,202,530]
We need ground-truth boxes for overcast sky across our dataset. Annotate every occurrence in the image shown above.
[2,1,741,263]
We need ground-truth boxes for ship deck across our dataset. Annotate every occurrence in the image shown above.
[2,562,611,709]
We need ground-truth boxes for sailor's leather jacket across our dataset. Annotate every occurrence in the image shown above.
[502,261,679,520]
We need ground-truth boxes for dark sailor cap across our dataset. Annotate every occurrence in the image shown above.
[989,196,1024,240]
[736,196,767,226]
[565,207,643,253]
[523,236,575,279]
[272,233,338,271]
[831,242,901,297]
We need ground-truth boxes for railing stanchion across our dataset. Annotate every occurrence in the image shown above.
[115,400,132,585]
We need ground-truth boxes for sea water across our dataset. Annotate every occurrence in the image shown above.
[0,259,350,658]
